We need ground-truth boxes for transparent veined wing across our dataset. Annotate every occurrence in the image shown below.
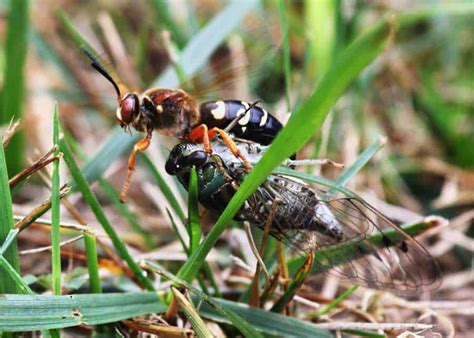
[236,171,442,294]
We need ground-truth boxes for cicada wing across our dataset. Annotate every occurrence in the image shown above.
[242,174,441,293]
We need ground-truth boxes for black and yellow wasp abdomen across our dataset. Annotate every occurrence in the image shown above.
[199,100,284,145]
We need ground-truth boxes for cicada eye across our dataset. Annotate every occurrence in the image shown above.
[186,151,208,168]
[165,158,180,175]
[118,93,139,125]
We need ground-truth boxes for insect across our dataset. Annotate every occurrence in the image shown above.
[82,47,285,202]
[165,139,442,293]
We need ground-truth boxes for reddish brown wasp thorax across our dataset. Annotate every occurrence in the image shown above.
[143,88,200,138]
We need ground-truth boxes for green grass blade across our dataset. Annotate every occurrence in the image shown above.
[199,297,332,337]
[152,0,258,87]
[177,15,393,283]
[187,167,201,253]
[278,0,292,111]
[315,285,358,317]
[0,229,19,257]
[342,330,385,337]
[59,138,155,291]
[0,293,166,332]
[305,0,336,78]
[77,129,140,188]
[172,287,213,338]
[166,209,188,254]
[150,0,187,49]
[0,137,20,294]
[55,7,96,55]
[83,233,102,294]
[99,178,155,249]
[165,209,218,296]
[30,29,79,88]
[142,153,186,223]
[0,229,31,295]
[333,136,387,189]
[0,256,32,295]
[1,0,29,175]
[51,103,62,295]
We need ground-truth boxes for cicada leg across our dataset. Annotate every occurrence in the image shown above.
[211,154,234,182]
[248,198,281,307]
[120,132,152,203]
[285,158,345,168]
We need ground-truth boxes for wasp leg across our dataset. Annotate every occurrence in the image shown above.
[120,133,152,203]
[188,124,212,154]
[209,127,252,171]
[189,124,252,171]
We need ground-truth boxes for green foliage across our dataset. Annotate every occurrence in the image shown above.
[0,140,19,294]
[3,1,474,336]
[1,0,29,175]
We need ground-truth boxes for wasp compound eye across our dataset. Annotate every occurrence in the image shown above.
[118,94,139,125]
[186,150,208,168]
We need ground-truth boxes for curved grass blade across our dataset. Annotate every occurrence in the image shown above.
[54,7,96,59]
[142,153,186,223]
[79,128,140,188]
[278,0,292,111]
[199,298,332,338]
[176,16,394,283]
[150,0,188,49]
[152,0,258,88]
[60,138,155,291]
[314,285,358,317]
[0,293,166,332]
[332,136,386,189]
[0,137,20,294]
[172,287,213,338]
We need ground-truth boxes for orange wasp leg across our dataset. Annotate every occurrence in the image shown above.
[120,133,152,203]
[188,124,252,171]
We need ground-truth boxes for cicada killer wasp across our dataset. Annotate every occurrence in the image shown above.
[82,47,286,202]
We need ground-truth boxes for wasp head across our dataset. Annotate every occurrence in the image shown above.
[116,93,140,132]
[82,46,140,133]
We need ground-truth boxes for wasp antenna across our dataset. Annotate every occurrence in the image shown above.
[81,45,122,99]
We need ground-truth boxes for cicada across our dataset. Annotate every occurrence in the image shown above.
[165,139,442,293]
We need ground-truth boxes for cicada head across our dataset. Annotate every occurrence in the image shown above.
[165,142,209,175]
